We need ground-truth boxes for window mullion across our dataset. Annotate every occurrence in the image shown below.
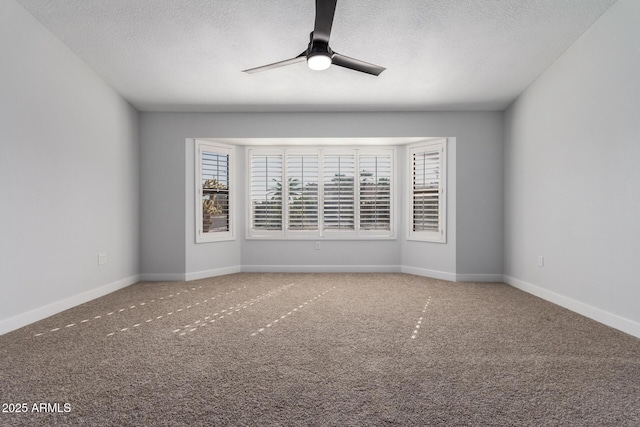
[197,144,203,236]
[282,150,288,237]
[318,149,324,237]
[355,150,360,236]
[438,145,444,236]
[388,151,394,235]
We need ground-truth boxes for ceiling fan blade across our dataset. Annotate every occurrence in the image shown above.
[313,0,337,42]
[242,53,307,74]
[332,53,386,76]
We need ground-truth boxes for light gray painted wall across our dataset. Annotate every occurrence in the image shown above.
[139,114,188,278]
[0,0,139,330]
[504,0,640,329]
[456,115,504,277]
[139,112,503,279]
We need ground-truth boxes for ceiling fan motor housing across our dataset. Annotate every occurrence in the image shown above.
[308,39,333,59]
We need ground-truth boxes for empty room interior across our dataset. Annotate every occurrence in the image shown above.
[1,0,639,425]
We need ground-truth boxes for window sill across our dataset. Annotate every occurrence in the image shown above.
[405,237,447,244]
[245,235,397,241]
[196,236,236,244]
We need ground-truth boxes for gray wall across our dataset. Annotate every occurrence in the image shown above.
[139,114,189,279]
[0,0,140,333]
[504,0,640,334]
[139,112,503,280]
[456,115,504,279]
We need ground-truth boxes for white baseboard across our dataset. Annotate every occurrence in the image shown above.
[242,265,402,273]
[0,275,139,336]
[141,267,497,284]
[185,265,242,281]
[400,266,457,282]
[456,273,504,282]
[139,273,187,282]
[504,275,640,339]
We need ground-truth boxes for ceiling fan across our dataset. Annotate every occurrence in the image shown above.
[242,0,385,76]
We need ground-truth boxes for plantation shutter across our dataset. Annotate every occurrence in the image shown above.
[323,154,355,230]
[201,151,230,233]
[246,147,395,239]
[250,152,283,231]
[195,140,234,243]
[410,142,445,241]
[359,153,392,231]
[286,154,319,231]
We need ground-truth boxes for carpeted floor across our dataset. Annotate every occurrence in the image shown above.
[1,273,639,426]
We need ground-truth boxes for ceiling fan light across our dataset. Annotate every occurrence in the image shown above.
[307,54,332,71]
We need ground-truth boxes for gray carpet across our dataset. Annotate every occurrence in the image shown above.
[1,273,638,426]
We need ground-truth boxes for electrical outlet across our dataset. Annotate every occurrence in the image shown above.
[98,253,107,265]
[537,256,544,267]
[315,242,321,250]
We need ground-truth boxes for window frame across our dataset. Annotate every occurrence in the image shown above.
[406,139,447,243]
[195,140,235,243]
[246,146,396,240]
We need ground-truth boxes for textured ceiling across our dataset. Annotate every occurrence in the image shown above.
[16,0,617,112]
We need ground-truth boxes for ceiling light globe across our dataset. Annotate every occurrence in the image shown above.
[307,54,332,71]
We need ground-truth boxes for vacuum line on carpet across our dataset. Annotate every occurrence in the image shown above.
[411,296,432,340]
[250,286,336,337]
[104,284,259,338]
[173,283,296,337]
[33,285,249,338]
